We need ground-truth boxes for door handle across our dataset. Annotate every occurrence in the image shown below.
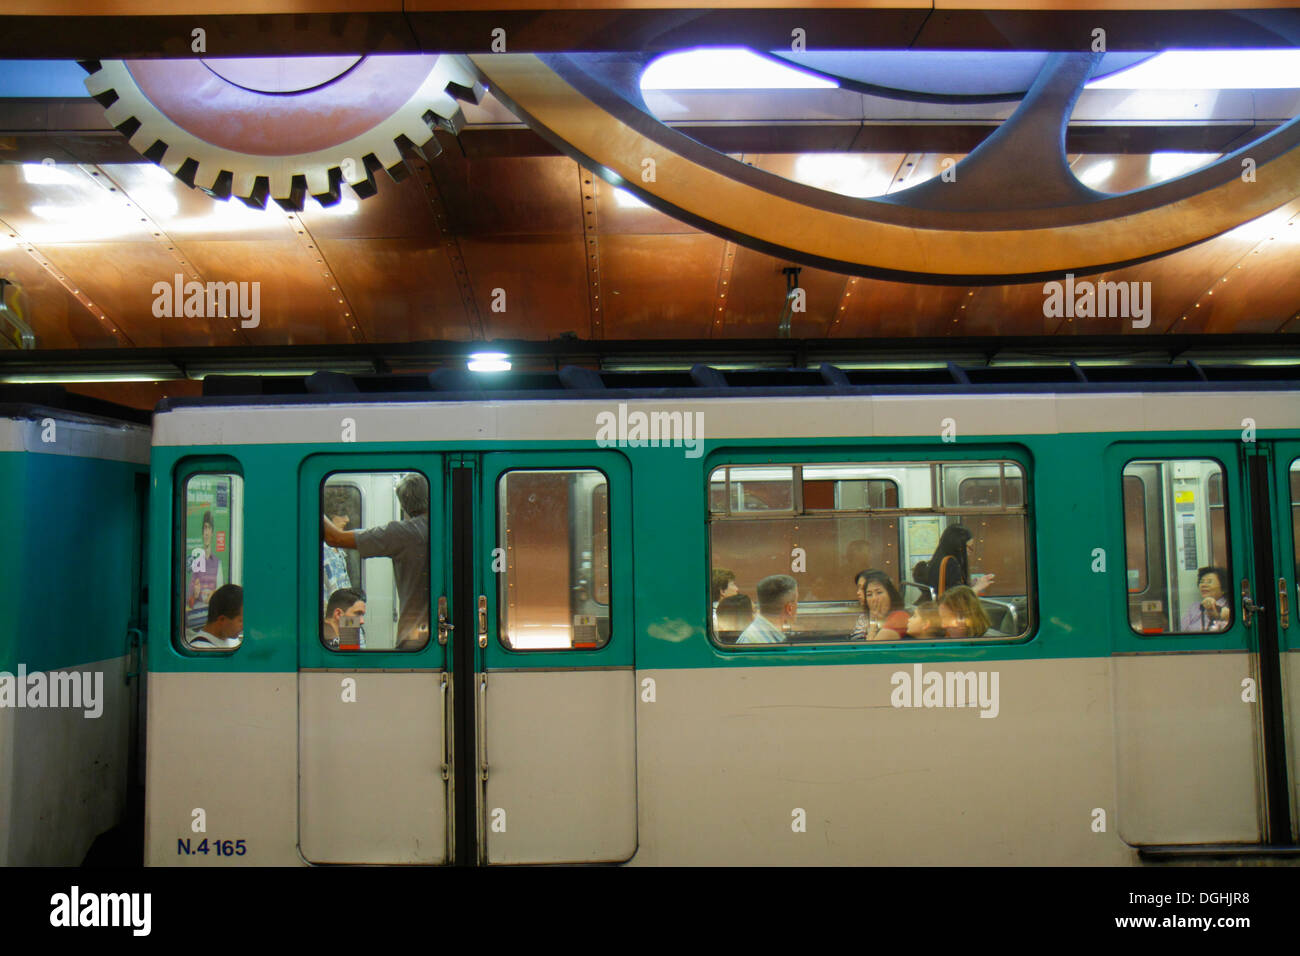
[124,627,143,683]
[1241,578,1264,626]
[477,594,488,648]
[437,595,453,645]
[1281,578,1290,630]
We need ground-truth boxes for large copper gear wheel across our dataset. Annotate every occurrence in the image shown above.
[81,54,484,211]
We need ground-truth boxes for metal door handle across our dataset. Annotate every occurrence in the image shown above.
[477,594,488,648]
[1241,579,1263,626]
[1281,578,1290,630]
[437,595,453,645]
[124,627,143,683]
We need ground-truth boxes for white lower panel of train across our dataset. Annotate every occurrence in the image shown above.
[145,653,1291,866]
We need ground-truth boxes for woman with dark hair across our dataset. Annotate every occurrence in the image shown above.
[851,569,909,641]
[926,525,994,598]
[1179,566,1231,632]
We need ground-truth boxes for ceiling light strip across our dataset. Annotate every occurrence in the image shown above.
[413,155,483,341]
[580,168,604,340]
[0,215,131,347]
[282,208,363,344]
[81,163,252,346]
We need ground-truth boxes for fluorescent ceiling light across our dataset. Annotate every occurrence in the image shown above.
[1077,159,1116,187]
[467,352,511,372]
[1087,50,1300,90]
[21,162,81,186]
[792,154,890,199]
[1147,152,1218,184]
[612,187,648,209]
[641,48,837,90]
[0,371,182,383]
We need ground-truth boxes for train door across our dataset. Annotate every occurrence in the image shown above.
[1109,439,1297,848]
[1250,440,1299,844]
[470,451,637,863]
[297,454,450,864]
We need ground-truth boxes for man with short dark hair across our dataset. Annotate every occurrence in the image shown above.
[189,583,243,650]
[737,574,797,645]
[323,588,366,650]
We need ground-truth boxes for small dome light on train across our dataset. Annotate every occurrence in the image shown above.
[468,352,511,372]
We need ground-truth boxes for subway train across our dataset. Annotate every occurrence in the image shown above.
[4,362,1299,865]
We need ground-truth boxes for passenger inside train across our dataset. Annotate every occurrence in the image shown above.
[709,460,1030,645]
[323,588,367,651]
[906,600,945,639]
[736,575,797,644]
[937,586,993,639]
[322,472,431,650]
[187,584,244,650]
[851,569,909,641]
[1181,566,1232,632]
[715,593,754,644]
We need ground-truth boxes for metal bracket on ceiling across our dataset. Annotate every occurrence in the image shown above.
[777,266,801,339]
[0,280,36,350]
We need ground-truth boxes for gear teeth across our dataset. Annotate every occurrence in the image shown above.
[303,166,332,198]
[87,54,484,209]
[371,139,404,173]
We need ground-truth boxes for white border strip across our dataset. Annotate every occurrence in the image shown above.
[152,391,1300,447]
[0,417,151,464]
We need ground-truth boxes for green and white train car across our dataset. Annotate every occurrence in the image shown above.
[0,399,149,865]
[143,373,1300,865]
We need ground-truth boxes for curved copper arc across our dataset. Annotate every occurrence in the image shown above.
[471,52,1300,282]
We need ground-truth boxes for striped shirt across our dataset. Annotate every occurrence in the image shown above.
[736,615,786,645]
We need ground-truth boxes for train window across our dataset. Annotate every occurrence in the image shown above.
[1291,460,1300,607]
[708,460,1032,646]
[1123,475,1148,594]
[319,471,431,651]
[1121,459,1232,635]
[498,469,610,650]
[179,472,244,652]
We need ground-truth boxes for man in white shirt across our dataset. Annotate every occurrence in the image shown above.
[737,574,798,645]
[188,584,243,650]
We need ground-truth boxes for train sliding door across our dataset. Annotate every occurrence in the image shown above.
[297,454,449,864]
[1109,440,1298,848]
[1262,441,1299,840]
[472,451,637,864]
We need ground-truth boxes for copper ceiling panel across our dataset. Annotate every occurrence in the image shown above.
[597,234,724,339]
[832,280,971,338]
[99,163,295,242]
[430,154,584,237]
[0,248,117,348]
[172,240,356,345]
[297,177,440,241]
[0,163,156,244]
[315,237,471,342]
[1093,199,1300,334]
[18,241,234,347]
[592,175,700,237]
[1193,209,1300,334]
[458,235,591,340]
[717,246,844,339]
[964,281,1096,337]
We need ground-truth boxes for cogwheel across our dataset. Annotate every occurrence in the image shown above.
[81,55,484,211]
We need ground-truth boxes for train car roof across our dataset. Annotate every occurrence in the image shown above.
[157,362,1300,413]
